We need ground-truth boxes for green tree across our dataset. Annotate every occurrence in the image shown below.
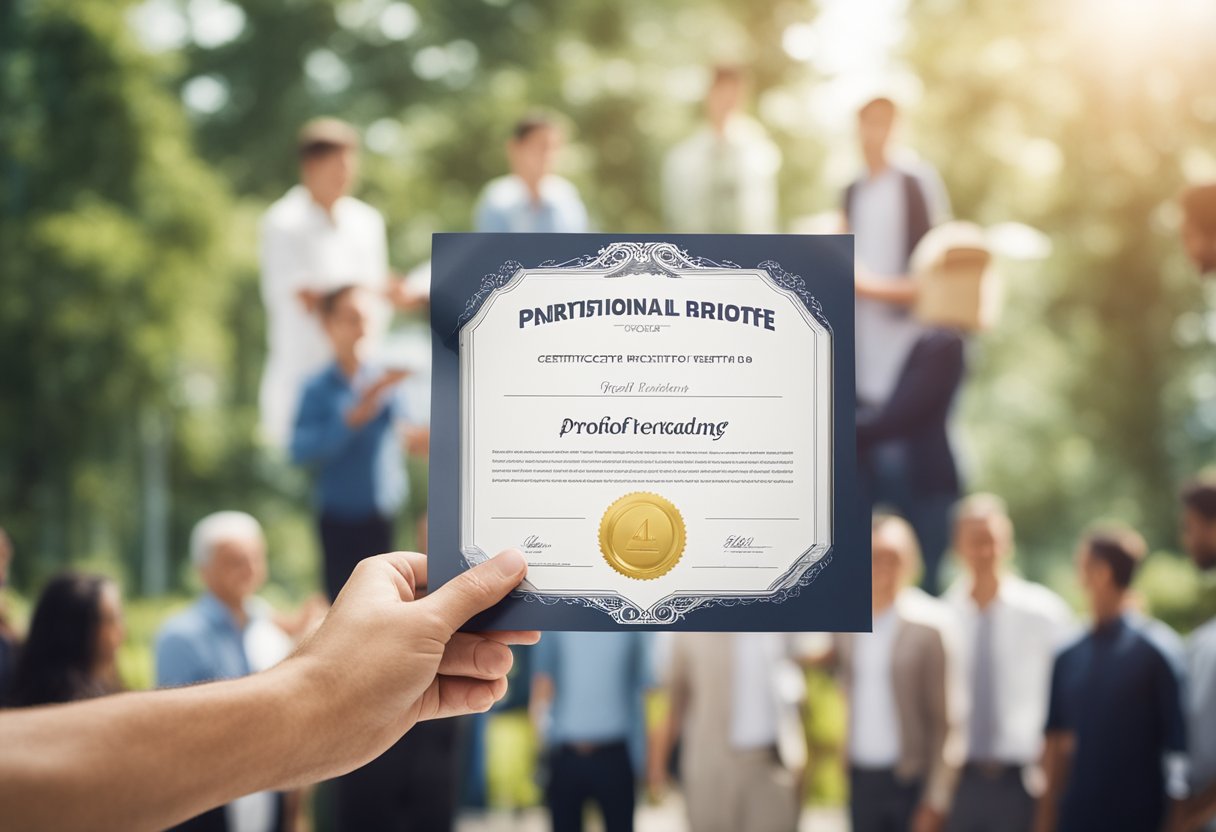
[904,0,1216,571]
[0,0,237,590]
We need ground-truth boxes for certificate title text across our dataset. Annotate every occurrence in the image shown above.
[558,415,730,442]
[519,297,776,331]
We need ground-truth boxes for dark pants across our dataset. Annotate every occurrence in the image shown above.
[332,718,460,832]
[547,741,636,832]
[946,765,1035,832]
[319,511,460,832]
[859,441,954,595]
[319,512,394,602]
[169,797,283,832]
[849,767,921,832]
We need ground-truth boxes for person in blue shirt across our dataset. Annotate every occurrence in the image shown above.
[291,284,410,602]
[1036,526,1189,832]
[531,631,655,832]
[473,113,589,234]
[292,284,459,832]
[156,511,296,832]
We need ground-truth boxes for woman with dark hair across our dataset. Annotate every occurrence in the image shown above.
[8,572,125,707]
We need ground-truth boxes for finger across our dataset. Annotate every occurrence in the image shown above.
[438,633,514,680]
[478,630,542,646]
[421,549,527,634]
[365,551,428,601]
[420,675,509,721]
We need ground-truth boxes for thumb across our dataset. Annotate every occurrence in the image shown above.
[423,549,527,634]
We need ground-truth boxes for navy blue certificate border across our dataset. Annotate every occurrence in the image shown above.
[429,233,869,632]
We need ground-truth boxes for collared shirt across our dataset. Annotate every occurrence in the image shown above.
[156,593,290,686]
[943,574,1076,765]
[155,593,291,832]
[661,116,781,235]
[532,631,653,768]
[258,185,390,449]
[1045,613,1188,832]
[290,362,408,520]
[474,174,588,234]
[850,163,951,406]
[849,606,902,767]
[1189,617,1216,800]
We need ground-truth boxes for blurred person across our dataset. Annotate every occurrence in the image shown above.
[259,118,421,451]
[8,572,124,708]
[292,284,412,602]
[1036,527,1188,832]
[1181,183,1216,274]
[650,631,808,832]
[845,95,952,401]
[0,549,538,831]
[467,109,587,810]
[155,511,298,832]
[942,494,1075,832]
[530,632,654,832]
[662,65,781,234]
[845,96,956,594]
[828,515,961,832]
[1172,476,1216,831]
[857,327,965,594]
[290,284,454,832]
[0,527,16,700]
[474,113,588,233]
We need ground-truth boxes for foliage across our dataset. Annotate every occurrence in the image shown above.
[904,0,1216,571]
[3,0,1216,635]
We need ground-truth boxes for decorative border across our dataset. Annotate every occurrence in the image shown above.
[459,242,834,625]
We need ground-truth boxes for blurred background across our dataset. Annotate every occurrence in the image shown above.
[3,0,1216,822]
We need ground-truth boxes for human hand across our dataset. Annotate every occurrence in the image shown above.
[911,804,944,832]
[403,425,430,456]
[345,370,409,428]
[281,549,538,783]
[386,278,428,311]
[297,288,323,314]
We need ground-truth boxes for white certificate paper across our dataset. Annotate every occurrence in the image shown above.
[431,235,864,631]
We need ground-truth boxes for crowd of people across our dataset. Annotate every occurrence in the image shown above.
[1,61,1215,832]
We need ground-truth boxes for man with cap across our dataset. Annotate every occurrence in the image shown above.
[258,118,420,451]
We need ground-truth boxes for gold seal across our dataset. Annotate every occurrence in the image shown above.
[599,492,686,580]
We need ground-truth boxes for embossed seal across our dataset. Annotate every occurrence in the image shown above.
[599,492,686,580]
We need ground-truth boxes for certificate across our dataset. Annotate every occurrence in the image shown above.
[429,234,867,631]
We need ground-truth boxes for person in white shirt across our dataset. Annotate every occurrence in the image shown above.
[845,96,957,595]
[662,65,781,234]
[258,118,422,451]
[845,96,952,400]
[474,113,588,234]
[942,494,1076,832]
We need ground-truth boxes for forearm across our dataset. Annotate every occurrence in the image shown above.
[1034,738,1069,832]
[856,275,918,306]
[0,660,329,832]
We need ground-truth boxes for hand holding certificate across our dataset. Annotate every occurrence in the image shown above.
[429,234,867,631]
